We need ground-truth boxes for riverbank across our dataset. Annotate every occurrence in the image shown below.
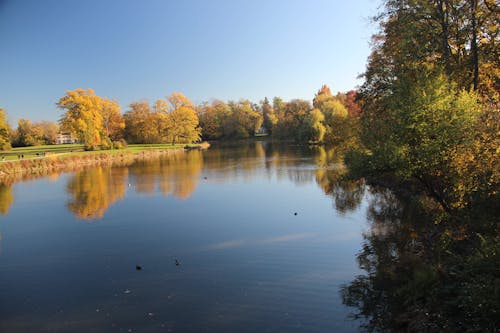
[0,142,209,182]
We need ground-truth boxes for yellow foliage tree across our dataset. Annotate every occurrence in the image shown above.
[101,98,124,142]
[57,88,104,150]
[166,93,201,144]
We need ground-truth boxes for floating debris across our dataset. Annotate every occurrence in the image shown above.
[124,289,131,294]
[174,259,180,266]
[136,265,142,271]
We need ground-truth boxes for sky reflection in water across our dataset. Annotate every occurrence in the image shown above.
[0,142,370,332]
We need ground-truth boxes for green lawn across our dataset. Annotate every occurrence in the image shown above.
[1,143,188,161]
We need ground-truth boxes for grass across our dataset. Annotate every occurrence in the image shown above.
[0,143,188,161]
[1,144,84,161]
[0,143,199,181]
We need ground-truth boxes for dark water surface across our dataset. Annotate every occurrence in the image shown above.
[0,143,373,332]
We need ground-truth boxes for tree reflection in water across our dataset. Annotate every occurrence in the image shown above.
[0,182,13,215]
[341,186,500,332]
[314,146,366,213]
[38,143,370,221]
[67,167,128,220]
[129,150,203,199]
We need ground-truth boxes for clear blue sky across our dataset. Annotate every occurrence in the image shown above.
[0,0,379,124]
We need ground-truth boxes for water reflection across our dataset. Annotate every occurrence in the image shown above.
[67,167,128,220]
[0,182,13,215]
[1,143,367,221]
[129,150,203,199]
[341,187,454,332]
[0,142,373,332]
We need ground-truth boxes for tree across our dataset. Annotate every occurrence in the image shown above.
[39,121,59,144]
[101,99,124,142]
[166,93,201,144]
[307,109,326,143]
[198,100,230,140]
[12,119,59,147]
[223,100,263,139]
[124,101,161,144]
[57,88,104,150]
[273,99,311,140]
[262,97,277,133]
[0,108,12,151]
[13,119,43,146]
[343,90,362,117]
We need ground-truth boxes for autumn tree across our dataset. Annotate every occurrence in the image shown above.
[272,99,311,140]
[124,101,162,143]
[312,85,358,145]
[39,121,59,144]
[306,108,326,143]
[198,100,230,140]
[13,119,43,146]
[57,89,104,150]
[221,100,263,139]
[352,0,499,213]
[11,119,59,147]
[57,88,123,150]
[0,108,11,151]
[124,93,200,144]
[261,97,277,134]
[166,93,201,144]
[101,99,125,142]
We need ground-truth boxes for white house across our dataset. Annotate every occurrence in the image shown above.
[56,133,79,144]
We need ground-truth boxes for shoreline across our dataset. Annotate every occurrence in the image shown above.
[0,147,190,184]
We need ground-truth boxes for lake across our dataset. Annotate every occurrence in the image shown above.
[0,142,378,332]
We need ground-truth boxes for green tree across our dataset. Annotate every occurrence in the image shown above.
[306,108,326,143]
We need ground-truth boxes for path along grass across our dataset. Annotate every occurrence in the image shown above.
[0,143,209,181]
[0,143,195,161]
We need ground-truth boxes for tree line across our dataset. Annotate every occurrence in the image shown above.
[0,87,361,151]
[342,0,499,330]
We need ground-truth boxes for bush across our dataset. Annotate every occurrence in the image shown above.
[113,139,128,149]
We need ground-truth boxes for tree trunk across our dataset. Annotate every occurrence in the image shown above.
[436,0,452,77]
[470,0,479,90]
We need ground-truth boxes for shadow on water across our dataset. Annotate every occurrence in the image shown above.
[340,185,500,332]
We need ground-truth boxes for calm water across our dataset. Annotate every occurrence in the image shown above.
[0,142,374,332]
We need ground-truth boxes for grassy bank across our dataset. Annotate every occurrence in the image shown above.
[0,143,209,182]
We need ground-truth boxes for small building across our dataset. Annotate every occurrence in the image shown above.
[56,133,79,144]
